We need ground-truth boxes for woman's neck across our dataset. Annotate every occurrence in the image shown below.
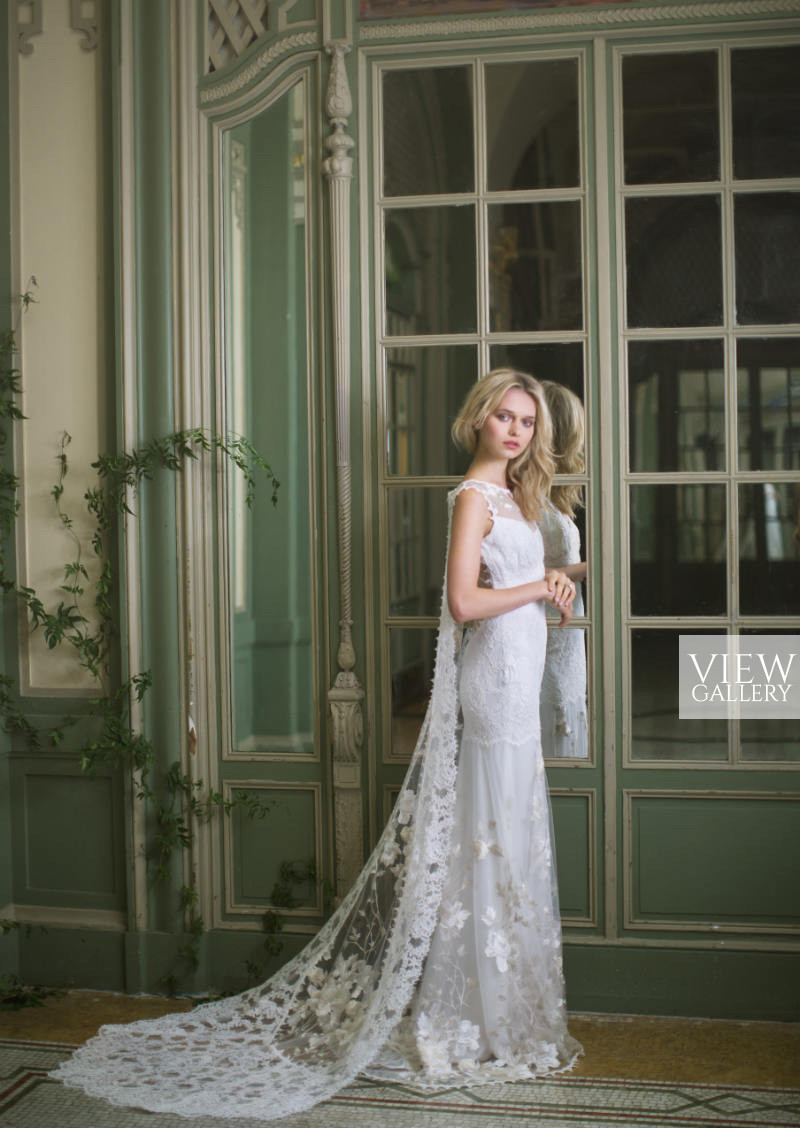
[465,458,509,489]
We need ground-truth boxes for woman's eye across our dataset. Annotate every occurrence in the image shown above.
[523,419,534,427]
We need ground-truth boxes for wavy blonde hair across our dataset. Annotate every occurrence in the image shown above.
[540,380,585,519]
[451,368,554,521]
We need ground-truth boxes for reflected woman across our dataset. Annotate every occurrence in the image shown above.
[539,381,589,760]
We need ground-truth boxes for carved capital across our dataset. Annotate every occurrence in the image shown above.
[329,681,364,766]
[323,43,354,183]
[324,41,352,123]
[69,0,98,51]
[17,0,43,55]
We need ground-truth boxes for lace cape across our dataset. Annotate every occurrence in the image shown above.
[52,494,467,1121]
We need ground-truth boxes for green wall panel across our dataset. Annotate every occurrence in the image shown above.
[630,794,800,925]
[23,774,117,895]
[552,791,594,921]
[12,760,125,909]
[564,944,800,1021]
[230,785,320,909]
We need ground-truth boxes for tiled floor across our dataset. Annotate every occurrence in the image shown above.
[1,992,798,1088]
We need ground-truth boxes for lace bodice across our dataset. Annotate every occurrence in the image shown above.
[451,477,545,584]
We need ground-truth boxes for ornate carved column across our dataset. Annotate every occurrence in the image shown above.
[323,41,364,899]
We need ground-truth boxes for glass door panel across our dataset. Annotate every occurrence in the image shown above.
[377,49,592,777]
[621,40,800,769]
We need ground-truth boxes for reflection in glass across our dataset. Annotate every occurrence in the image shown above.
[542,618,589,760]
[626,195,722,327]
[741,720,800,762]
[387,487,450,617]
[631,630,728,760]
[732,45,800,181]
[734,193,800,325]
[226,83,313,755]
[386,346,476,477]
[485,59,579,191]
[629,339,725,472]
[390,627,436,760]
[622,52,719,185]
[385,206,476,335]
[737,339,800,471]
[739,483,800,615]
[630,484,727,615]
[491,342,583,402]
[383,66,474,197]
[489,202,582,331]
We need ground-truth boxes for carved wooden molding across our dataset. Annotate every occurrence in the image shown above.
[323,40,364,899]
[359,0,800,37]
[200,30,318,100]
[208,0,269,72]
[69,0,99,51]
[17,0,42,55]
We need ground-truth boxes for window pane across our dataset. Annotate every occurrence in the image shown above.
[385,206,476,335]
[631,630,728,760]
[390,626,436,760]
[629,340,725,472]
[737,338,800,471]
[732,45,800,181]
[734,193,800,325]
[387,487,450,617]
[626,196,722,328]
[489,202,582,331]
[631,484,727,615]
[740,629,800,761]
[383,67,473,197]
[486,59,579,191]
[386,346,476,476]
[490,342,583,403]
[739,483,800,615]
[741,719,800,762]
[622,52,719,185]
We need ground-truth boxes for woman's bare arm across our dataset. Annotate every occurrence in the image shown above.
[446,490,573,624]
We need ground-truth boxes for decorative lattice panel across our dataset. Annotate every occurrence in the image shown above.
[208,0,268,73]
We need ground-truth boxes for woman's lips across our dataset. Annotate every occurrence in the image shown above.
[505,441,519,449]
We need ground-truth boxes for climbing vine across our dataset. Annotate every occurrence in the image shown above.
[0,287,310,994]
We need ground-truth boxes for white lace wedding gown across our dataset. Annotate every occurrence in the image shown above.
[52,478,581,1121]
[539,500,589,759]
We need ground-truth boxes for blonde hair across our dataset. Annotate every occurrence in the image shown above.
[541,380,585,519]
[451,368,554,521]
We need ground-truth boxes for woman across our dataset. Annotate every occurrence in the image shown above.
[539,380,589,759]
[53,369,582,1121]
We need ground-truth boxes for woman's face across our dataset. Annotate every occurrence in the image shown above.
[476,387,538,462]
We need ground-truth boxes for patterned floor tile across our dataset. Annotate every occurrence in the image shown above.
[2,1039,799,1128]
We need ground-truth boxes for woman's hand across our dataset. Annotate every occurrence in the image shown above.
[544,569,576,627]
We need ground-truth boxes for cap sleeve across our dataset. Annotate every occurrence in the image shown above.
[448,479,499,522]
